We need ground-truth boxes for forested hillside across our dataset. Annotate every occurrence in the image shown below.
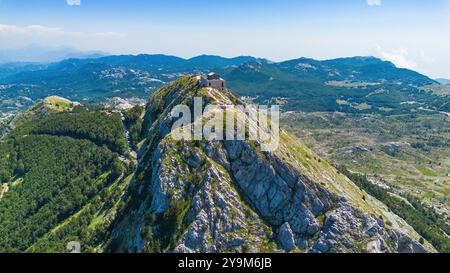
[0,106,132,252]
[31,111,129,154]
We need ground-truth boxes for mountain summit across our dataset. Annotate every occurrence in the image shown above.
[109,76,433,253]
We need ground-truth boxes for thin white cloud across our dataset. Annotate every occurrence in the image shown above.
[0,24,65,35]
[0,24,123,50]
[66,0,81,6]
[0,24,121,37]
[375,46,417,70]
[367,0,381,6]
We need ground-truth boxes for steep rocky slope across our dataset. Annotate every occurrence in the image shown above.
[109,76,435,253]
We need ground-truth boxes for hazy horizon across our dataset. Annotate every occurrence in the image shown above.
[1,0,449,78]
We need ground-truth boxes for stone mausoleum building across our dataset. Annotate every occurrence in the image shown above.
[199,72,226,91]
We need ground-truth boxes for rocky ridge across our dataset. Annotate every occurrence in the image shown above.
[110,76,434,253]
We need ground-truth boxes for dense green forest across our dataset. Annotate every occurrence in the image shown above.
[31,111,129,154]
[0,109,129,252]
[338,166,450,252]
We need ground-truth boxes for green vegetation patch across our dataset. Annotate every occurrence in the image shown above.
[0,135,124,252]
[416,166,438,177]
[338,166,450,253]
[31,111,128,154]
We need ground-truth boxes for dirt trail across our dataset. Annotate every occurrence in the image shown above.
[119,111,138,164]
[0,183,9,201]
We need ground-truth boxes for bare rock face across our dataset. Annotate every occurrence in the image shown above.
[109,76,434,253]
[278,223,296,251]
[396,234,428,253]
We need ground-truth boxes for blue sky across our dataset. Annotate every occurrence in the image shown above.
[0,0,449,77]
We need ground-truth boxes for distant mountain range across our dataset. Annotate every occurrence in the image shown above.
[220,57,446,113]
[0,54,258,102]
[435,78,450,85]
[0,54,447,116]
[0,45,106,64]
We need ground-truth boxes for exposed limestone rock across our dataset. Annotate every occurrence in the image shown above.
[278,223,296,251]
[109,76,435,253]
[397,235,428,253]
